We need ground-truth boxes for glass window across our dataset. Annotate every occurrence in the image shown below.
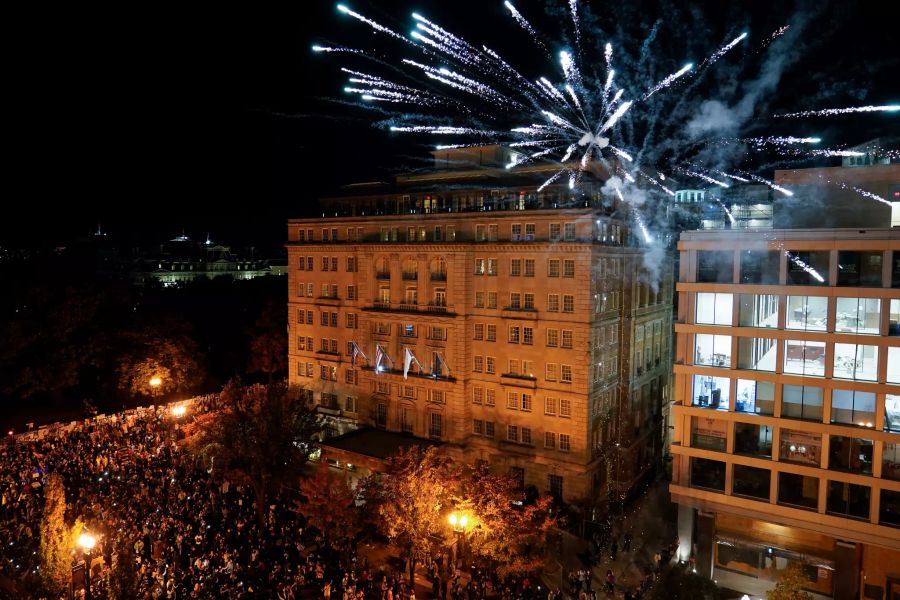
[887,395,900,433]
[732,465,771,501]
[830,389,876,428]
[883,443,900,482]
[737,337,777,371]
[736,379,774,415]
[695,334,731,367]
[690,457,726,492]
[738,294,778,328]
[783,340,825,376]
[690,416,727,451]
[697,251,733,283]
[837,251,883,287]
[779,429,822,466]
[786,251,830,286]
[696,293,733,325]
[734,422,772,458]
[828,436,873,475]
[835,298,881,335]
[785,296,827,331]
[888,348,900,384]
[740,250,780,284]
[833,343,878,381]
[879,489,900,528]
[782,385,823,421]
[826,482,870,520]
[893,251,900,288]
[692,374,730,410]
[890,299,900,335]
[777,473,819,510]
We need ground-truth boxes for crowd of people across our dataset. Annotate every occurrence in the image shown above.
[0,398,561,600]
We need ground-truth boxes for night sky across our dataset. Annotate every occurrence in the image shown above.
[4,0,897,250]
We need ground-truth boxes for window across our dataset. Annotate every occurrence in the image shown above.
[561,330,573,349]
[779,429,821,466]
[887,395,900,433]
[488,224,498,241]
[474,258,485,275]
[831,389,876,428]
[696,293,734,325]
[786,296,827,331]
[306,283,314,298]
[487,258,498,275]
[473,419,483,435]
[510,259,521,276]
[546,329,559,347]
[826,481,870,520]
[734,422,772,458]
[321,256,330,271]
[735,379,774,415]
[882,490,900,527]
[343,395,357,412]
[507,425,519,442]
[695,334,732,367]
[486,389,495,406]
[737,337,777,371]
[509,293,521,309]
[401,324,416,338]
[524,293,535,309]
[484,421,495,437]
[786,251,829,285]
[740,250,780,284]
[692,374,730,410]
[778,472,819,510]
[781,384,825,422]
[346,257,357,272]
[523,327,534,345]
[509,326,520,343]
[548,294,559,312]
[829,435,873,475]
[430,390,445,404]
[474,355,484,372]
[836,298,881,334]
[559,398,571,417]
[521,394,532,411]
[783,340,825,376]
[345,366,357,383]
[563,259,575,278]
[691,417,727,451]
[508,359,520,376]
[347,285,357,300]
[732,465,771,502]
[548,474,564,498]
[486,357,495,374]
[320,365,337,381]
[548,259,560,277]
[544,432,556,448]
[544,397,558,415]
[429,413,443,438]
[559,433,570,451]
[883,443,900,481]
[525,223,535,240]
[738,294,778,328]
[487,292,498,309]
[550,223,561,241]
[563,295,574,313]
[475,291,484,308]
[890,299,900,335]
[524,259,535,277]
[546,363,558,381]
[474,323,484,340]
[890,348,900,383]
[473,387,484,405]
[511,223,522,240]
[561,364,572,383]
[690,457,726,491]
[346,313,357,329]
[697,251,733,283]
[563,223,576,241]
[486,324,496,341]
[837,251,883,287]
[833,343,878,381]
[434,226,443,241]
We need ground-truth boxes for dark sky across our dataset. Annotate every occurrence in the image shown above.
[4,0,897,249]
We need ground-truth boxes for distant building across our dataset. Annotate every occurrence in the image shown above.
[287,145,675,506]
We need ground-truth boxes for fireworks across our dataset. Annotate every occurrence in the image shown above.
[775,105,900,118]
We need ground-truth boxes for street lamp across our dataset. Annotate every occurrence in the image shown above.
[448,511,471,570]
[149,376,162,388]
[171,404,187,418]
[76,532,97,600]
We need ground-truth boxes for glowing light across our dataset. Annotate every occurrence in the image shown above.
[684,169,729,188]
[642,63,693,100]
[149,377,162,387]
[172,405,187,417]
[775,105,900,118]
[77,533,96,551]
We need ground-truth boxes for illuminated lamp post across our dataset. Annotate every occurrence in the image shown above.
[76,532,97,600]
[149,376,163,389]
[448,511,470,569]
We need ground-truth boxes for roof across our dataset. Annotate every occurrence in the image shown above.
[320,427,443,461]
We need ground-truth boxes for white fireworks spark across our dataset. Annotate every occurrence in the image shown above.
[745,173,793,196]
[785,251,824,283]
[775,105,900,118]
[700,32,747,69]
[642,63,693,100]
[684,169,730,188]
[336,4,407,41]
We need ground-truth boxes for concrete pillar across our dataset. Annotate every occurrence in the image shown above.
[677,504,695,563]
[695,510,715,579]
[833,540,861,600]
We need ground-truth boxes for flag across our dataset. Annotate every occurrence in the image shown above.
[350,341,368,367]
[375,345,384,373]
[434,351,450,377]
[403,347,423,380]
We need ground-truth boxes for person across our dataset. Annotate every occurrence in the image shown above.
[605,570,615,594]
[623,533,632,553]
[610,539,618,561]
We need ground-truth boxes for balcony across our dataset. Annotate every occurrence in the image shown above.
[402,272,418,281]
[430,271,447,282]
[500,373,538,388]
[426,303,450,314]
[365,300,456,316]
[375,271,391,280]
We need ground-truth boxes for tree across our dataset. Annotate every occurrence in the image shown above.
[372,445,459,587]
[296,461,362,542]
[107,535,138,600]
[116,329,204,399]
[246,299,287,382]
[39,473,71,594]
[767,564,814,600]
[457,463,557,576]
[191,380,323,526]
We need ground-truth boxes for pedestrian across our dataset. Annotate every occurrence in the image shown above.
[623,533,632,552]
